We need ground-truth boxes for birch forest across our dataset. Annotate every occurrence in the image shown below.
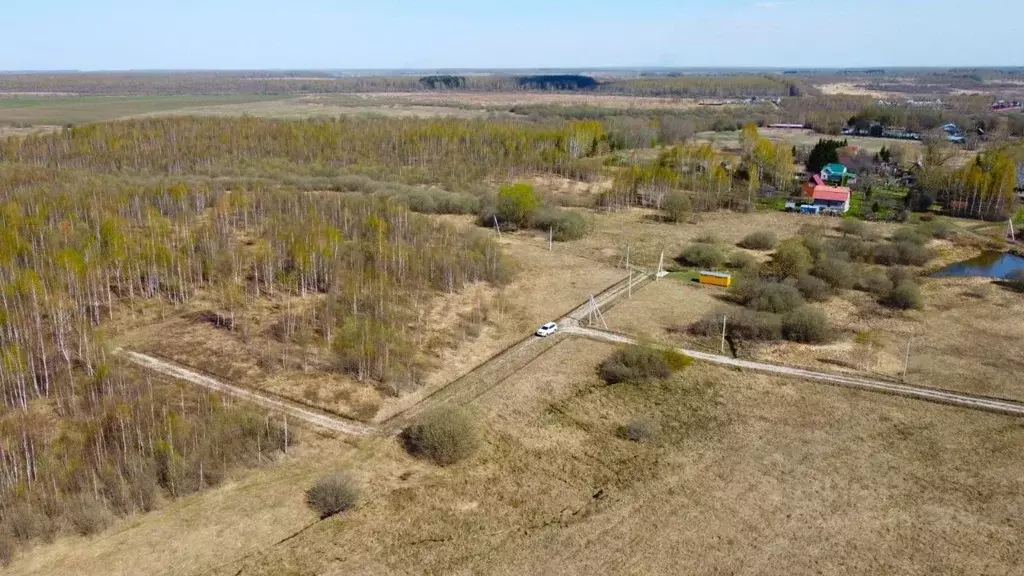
[0,115,599,556]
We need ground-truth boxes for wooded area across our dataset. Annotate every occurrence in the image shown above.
[0,114,565,559]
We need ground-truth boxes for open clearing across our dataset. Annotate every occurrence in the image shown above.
[332,91,709,110]
[696,127,925,154]
[12,336,1024,576]
[0,94,289,125]
[113,227,626,424]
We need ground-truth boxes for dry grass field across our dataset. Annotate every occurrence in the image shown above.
[333,91,710,110]
[0,94,287,125]
[125,95,501,120]
[11,336,1023,576]
[112,228,626,423]
[695,127,925,155]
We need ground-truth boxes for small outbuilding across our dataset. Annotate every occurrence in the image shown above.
[698,270,732,287]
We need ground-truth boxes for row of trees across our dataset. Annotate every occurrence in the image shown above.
[0,116,609,187]
[0,113,545,554]
[0,72,811,98]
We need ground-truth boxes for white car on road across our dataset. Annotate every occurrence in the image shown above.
[535,322,559,337]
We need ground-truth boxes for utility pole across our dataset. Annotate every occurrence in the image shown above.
[626,244,632,298]
[283,414,289,455]
[720,314,728,355]
[587,295,608,329]
[902,328,913,381]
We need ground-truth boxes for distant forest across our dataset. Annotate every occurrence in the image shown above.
[0,72,813,99]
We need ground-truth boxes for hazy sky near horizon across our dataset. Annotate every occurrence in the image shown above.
[3,0,1021,70]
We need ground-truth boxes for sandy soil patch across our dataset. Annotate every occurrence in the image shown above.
[817,82,891,99]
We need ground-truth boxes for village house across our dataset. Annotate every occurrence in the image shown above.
[802,174,852,213]
[821,163,856,186]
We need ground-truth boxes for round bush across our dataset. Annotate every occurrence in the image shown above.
[873,243,900,266]
[883,281,924,310]
[599,345,690,384]
[306,471,361,519]
[919,219,955,239]
[856,268,894,296]
[887,266,914,286]
[812,257,855,290]
[533,208,588,241]
[839,218,867,237]
[895,241,934,266]
[737,231,778,250]
[728,251,760,273]
[688,309,781,343]
[738,280,806,313]
[619,418,660,443]
[678,243,726,269]
[892,227,927,246]
[662,190,692,223]
[782,307,832,344]
[795,274,832,302]
[401,408,480,466]
[770,238,813,278]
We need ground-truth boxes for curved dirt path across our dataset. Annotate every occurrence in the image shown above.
[117,349,377,436]
[563,325,1024,417]
[118,267,1024,437]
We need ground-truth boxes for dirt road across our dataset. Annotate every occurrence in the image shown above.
[118,349,377,436]
[118,267,1024,437]
[563,325,1024,417]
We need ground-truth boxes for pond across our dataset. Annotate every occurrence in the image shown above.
[931,251,1024,279]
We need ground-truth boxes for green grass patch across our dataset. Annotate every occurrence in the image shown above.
[0,94,287,125]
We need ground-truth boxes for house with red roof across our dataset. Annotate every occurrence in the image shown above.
[802,174,851,213]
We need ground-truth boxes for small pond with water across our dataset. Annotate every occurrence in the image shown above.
[931,251,1024,279]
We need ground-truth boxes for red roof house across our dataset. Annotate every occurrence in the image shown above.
[802,175,851,213]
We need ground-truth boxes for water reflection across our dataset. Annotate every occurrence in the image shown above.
[932,251,1024,279]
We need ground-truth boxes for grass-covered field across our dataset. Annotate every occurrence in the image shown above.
[0,94,288,125]
[11,337,1024,576]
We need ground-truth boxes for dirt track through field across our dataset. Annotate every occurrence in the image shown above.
[117,349,377,436]
[118,268,1024,438]
[563,325,1024,417]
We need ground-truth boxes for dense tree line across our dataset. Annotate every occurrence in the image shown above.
[908,144,1021,220]
[0,72,813,99]
[0,116,612,186]
[0,114,563,556]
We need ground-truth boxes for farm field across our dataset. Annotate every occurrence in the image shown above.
[695,127,925,154]
[0,94,289,125]
[9,337,1024,576]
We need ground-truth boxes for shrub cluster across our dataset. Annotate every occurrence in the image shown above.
[533,208,588,241]
[781,306,832,344]
[735,279,805,313]
[401,408,481,466]
[737,230,778,250]
[599,345,691,384]
[479,182,588,241]
[306,472,361,519]
[794,273,832,302]
[619,418,660,443]
[883,281,924,310]
[728,251,760,274]
[678,243,726,269]
[689,308,781,343]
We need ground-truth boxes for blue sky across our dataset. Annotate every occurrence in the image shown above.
[2,0,1021,70]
